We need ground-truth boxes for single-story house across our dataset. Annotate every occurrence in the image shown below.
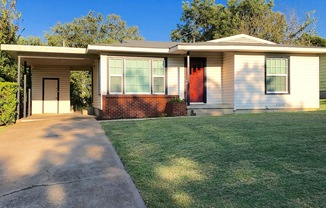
[2,34,326,119]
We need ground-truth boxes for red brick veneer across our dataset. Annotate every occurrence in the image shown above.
[102,95,178,119]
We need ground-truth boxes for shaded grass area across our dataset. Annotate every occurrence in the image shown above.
[102,112,326,208]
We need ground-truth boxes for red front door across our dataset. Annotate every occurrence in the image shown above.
[189,58,205,102]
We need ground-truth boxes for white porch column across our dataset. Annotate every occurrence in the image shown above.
[186,51,190,105]
[99,55,108,110]
[16,56,21,120]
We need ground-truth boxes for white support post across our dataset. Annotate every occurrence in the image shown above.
[23,74,27,118]
[16,56,21,120]
[28,88,31,117]
[186,52,190,105]
[178,67,180,97]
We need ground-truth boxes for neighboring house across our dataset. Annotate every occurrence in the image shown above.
[320,54,326,98]
[1,34,326,119]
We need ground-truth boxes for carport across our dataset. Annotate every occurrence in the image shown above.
[1,45,97,119]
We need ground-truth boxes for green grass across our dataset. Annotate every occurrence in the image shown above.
[320,99,326,110]
[102,112,326,208]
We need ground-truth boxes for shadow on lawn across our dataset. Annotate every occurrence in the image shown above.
[103,112,326,207]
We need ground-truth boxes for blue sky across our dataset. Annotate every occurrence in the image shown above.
[16,0,326,42]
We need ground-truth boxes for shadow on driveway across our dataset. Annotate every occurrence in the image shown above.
[0,114,145,208]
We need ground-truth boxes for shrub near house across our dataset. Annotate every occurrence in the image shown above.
[165,98,187,117]
[0,82,17,125]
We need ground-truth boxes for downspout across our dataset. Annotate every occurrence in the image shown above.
[186,51,190,106]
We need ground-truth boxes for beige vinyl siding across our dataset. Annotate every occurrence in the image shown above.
[206,53,222,104]
[32,67,70,114]
[320,54,326,91]
[92,60,101,109]
[222,52,234,105]
[234,54,319,110]
[289,55,319,108]
[100,55,108,95]
[99,55,108,109]
[167,57,185,99]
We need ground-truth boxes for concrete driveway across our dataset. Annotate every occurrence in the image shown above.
[0,114,145,208]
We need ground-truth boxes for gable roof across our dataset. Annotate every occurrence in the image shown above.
[208,34,277,45]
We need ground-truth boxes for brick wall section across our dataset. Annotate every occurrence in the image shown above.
[165,102,187,117]
[102,95,178,119]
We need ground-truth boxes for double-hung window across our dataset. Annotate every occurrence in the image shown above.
[108,58,123,93]
[152,60,165,94]
[108,57,165,94]
[265,57,289,94]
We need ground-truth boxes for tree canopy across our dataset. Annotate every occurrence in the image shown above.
[171,0,317,45]
[0,0,20,82]
[45,11,143,48]
[43,11,143,110]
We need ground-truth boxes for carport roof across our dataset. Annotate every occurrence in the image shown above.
[1,44,88,57]
[1,44,97,70]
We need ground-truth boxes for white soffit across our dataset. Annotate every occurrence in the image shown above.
[169,45,326,54]
[1,44,87,54]
[87,45,170,54]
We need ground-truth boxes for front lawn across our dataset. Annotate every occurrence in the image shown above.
[102,112,326,208]
[320,99,326,110]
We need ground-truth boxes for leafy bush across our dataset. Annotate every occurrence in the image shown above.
[0,82,17,125]
[168,97,185,103]
[70,71,92,111]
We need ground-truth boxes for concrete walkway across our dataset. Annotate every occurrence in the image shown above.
[0,114,145,208]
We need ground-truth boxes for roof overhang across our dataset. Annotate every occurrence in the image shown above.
[169,44,326,54]
[1,44,98,70]
[1,44,88,57]
[87,45,170,54]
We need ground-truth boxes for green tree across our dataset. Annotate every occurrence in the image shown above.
[0,82,17,125]
[17,36,45,46]
[45,11,143,110]
[70,71,92,111]
[171,0,316,44]
[0,0,20,82]
[296,33,326,47]
[45,11,143,47]
[228,0,287,43]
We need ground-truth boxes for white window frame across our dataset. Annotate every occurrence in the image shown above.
[124,58,151,94]
[152,59,166,94]
[108,57,166,95]
[266,57,289,94]
[108,58,123,94]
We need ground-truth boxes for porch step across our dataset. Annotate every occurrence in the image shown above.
[188,108,234,116]
[187,104,234,116]
[188,104,233,109]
